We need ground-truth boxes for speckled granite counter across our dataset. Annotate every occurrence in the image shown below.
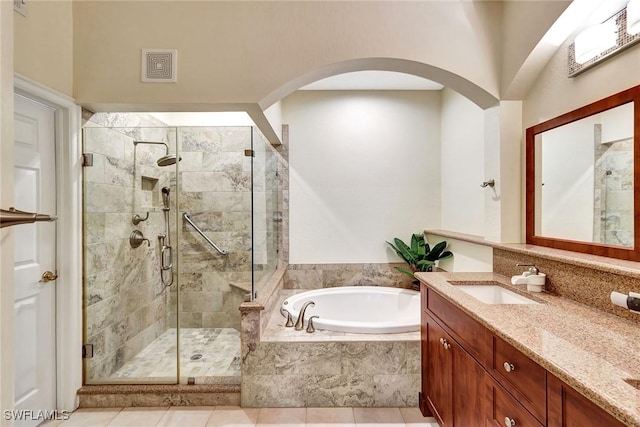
[415,271,640,427]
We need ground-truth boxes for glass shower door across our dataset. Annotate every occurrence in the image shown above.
[176,126,251,385]
[82,124,179,384]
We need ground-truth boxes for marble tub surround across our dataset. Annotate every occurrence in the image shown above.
[240,288,420,408]
[241,340,420,408]
[285,263,415,290]
[415,271,640,426]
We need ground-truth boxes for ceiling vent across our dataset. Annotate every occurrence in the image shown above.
[141,49,177,83]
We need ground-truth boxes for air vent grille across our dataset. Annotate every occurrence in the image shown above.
[141,49,177,83]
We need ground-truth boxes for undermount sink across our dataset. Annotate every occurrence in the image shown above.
[455,284,539,305]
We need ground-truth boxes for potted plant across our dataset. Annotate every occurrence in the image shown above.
[386,233,453,289]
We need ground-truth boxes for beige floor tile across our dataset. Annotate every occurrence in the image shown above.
[306,407,356,427]
[106,407,169,427]
[256,408,305,426]
[156,406,215,427]
[206,406,259,427]
[399,407,438,426]
[58,408,122,427]
[353,408,405,426]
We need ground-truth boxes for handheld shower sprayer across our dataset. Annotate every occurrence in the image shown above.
[158,186,174,289]
[162,186,170,210]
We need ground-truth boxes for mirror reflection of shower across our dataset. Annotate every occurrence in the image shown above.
[158,186,174,289]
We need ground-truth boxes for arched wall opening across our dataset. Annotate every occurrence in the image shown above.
[259,57,499,111]
[271,58,495,269]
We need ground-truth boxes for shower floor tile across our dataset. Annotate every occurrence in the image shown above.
[110,328,240,383]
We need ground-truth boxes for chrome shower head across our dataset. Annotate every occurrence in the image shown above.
[157,154,182,167]
[133,140,181,167]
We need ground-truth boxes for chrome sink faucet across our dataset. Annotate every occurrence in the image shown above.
[516,263,540,275]
[294,301,315,331]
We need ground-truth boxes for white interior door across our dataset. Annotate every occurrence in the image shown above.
[13,94,57,424]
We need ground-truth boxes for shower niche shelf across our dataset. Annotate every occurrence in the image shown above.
[140,176,160,208]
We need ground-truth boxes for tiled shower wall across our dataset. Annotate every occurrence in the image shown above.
[174,127,255,329]
[593,136,634,247]
[83,113,174,381]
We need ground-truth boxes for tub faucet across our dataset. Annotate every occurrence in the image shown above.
[294,301,315,331]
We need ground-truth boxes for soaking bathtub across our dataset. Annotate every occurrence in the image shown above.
[281,286,420,333]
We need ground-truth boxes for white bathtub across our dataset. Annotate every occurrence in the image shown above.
[281,286,420,334]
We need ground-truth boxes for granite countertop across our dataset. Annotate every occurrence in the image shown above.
[415,271,640,427]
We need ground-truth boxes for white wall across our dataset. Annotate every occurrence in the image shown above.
[283,90,441,264]
[14,0,73,97]
[539,118,595,241]
[440,88,485,235]
[72,1,510,108]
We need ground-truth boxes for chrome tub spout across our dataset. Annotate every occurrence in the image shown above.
[294,301,315,331]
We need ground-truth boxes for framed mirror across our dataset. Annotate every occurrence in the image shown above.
[526,85,640,261]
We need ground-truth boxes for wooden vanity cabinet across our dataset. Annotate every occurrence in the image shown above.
[547,374,626,427]
[421,286,486,427]
[420,283,626,427]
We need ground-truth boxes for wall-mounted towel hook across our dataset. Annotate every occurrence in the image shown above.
[132,212,149,225]
[480,179,495,188]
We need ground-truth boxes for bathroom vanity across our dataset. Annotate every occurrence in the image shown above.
[417,272,638,427]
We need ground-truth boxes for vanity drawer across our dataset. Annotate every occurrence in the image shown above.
[486,375,544,427]
[490,336,547,424]
[426,287,489,365]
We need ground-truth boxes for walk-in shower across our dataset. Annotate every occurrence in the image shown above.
[82,113,279,385]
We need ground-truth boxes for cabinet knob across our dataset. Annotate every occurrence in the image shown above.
[440,338,445,345]
[503,362,515,372]
[443,341,451,350]
[504,417,516,427]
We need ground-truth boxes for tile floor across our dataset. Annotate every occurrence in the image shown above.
[109,328,240,383]
[42,406,438,427]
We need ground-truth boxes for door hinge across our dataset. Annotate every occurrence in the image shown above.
[82,344,94,359]
[244,149,255,157]
[82,153,94,167]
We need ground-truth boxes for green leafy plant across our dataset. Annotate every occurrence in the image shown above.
[386,233,453,280]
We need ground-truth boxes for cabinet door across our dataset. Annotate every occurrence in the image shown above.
[452,339,486,427]
[547,374,626,427]
[425,318,453,427]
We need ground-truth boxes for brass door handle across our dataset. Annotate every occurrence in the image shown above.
[40,271,58,282]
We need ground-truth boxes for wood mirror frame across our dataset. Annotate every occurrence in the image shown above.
[526,85,640,261]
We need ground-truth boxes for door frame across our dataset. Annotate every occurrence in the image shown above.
[14,74,82,411]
